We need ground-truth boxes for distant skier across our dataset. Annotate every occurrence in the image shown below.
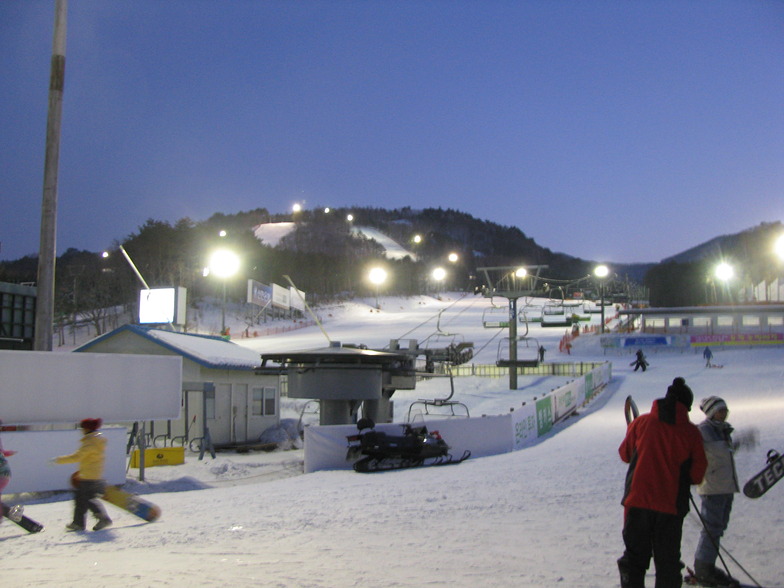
[631,349,648,372]
[53,418,113,532]
[703,346,713,368]
[538,345,546,363]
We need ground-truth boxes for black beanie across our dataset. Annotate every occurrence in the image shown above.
[665,377,693,410]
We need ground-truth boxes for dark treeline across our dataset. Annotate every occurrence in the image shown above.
[6,208,778,318]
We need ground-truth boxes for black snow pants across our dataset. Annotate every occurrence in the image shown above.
[618,507,684,588]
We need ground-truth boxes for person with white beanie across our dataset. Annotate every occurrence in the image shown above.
[692,396,757,587]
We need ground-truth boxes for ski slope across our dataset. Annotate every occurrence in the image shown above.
[2,294,782,587]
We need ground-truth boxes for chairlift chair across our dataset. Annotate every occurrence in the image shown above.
[406,369,470,421]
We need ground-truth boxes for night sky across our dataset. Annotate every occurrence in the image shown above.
[1,1,782,263]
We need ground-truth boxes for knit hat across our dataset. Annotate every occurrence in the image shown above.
[79,418,102,432]
[700,396,728,419]
[665,377,693,410]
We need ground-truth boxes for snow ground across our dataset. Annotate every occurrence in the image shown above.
[2,294,783,587]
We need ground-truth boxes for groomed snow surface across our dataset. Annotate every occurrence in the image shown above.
[3,294,783,587]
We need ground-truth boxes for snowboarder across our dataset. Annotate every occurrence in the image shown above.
[692,396,757,587]
[632,349,648,372]
[618,377,707,588]
[53,418,113,532]
[0,422,22,524]
[703,347,713,368]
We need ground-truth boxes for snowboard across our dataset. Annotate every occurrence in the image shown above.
[1,502,44,533]
[742,449,784,499]
[102,486,161,522]
[624,395,639,425]
[71,473,161,522]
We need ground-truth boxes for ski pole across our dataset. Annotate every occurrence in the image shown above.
[688,494,762,588]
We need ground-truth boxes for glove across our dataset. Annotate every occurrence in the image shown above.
[733,428,759,451]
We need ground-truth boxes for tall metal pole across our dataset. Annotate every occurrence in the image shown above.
[34,0,68,351]
[508,297,518,390]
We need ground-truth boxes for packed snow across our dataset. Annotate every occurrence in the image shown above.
[2,294,783,587]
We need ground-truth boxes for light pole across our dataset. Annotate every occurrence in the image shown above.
[368,267,387,308]
[594,265,609,333]
[208,249,240,334]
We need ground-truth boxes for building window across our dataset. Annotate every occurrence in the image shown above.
[252,387,277,416]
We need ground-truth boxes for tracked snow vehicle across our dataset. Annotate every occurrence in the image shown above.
[346,418,470,473]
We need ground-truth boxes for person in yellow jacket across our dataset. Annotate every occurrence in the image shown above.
[53,418,112,531]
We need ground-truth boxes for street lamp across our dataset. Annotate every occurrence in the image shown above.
[208,249,240,334]
[368,267,387,308]
[594,264,609,333]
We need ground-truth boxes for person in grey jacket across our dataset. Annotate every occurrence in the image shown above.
[692,396,756,586]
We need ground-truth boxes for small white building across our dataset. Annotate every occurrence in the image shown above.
[75,325,279,448]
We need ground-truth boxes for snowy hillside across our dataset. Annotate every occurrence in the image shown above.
[3,294,783,587]
[252,221,415,260]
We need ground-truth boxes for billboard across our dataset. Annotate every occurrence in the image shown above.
[247,279,272,308]
[138,287,187,325]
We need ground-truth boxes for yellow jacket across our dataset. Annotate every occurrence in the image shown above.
[54,431,106,480]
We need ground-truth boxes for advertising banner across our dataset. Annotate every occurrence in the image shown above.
[536,396,554,436]
[289,286,306,312]
[271,283,290,310]
[247,279,272,308]
[691,333,784,346]
[511,402,538,450]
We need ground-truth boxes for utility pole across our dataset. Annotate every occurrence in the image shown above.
[34,0,67,351]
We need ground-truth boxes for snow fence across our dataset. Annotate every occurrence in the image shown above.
[303,361,612,473]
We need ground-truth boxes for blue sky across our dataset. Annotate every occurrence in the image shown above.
[1,0,783,264]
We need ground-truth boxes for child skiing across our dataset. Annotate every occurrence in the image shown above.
[53,418,113,532]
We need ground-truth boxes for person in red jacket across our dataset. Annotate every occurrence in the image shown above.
[617,377,707,588]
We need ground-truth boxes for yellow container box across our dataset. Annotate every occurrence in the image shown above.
[130,447,185,468]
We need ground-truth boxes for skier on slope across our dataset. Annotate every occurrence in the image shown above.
[632,349,648,372]
[53,418,113,532]
[703,347,713,368]
[691,396,757,587]
[618,377,707,588]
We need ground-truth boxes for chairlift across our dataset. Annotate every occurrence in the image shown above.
[495,336,540,368]
[406,369,470,421]
[482,305,509,328]
[541,302,571,327]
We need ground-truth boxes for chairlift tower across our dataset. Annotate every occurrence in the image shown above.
[476,265,548,389]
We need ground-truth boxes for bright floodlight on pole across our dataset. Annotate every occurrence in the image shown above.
[594,264,609,333]
[715,262,733,282]
[448,252,459,263]
[715,262,734,304]
[432,266,446,294]
[368,266,387,308]
[208,249,240,334]
[775,234,784,261]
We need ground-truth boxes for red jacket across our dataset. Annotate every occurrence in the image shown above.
[619,398,707,516]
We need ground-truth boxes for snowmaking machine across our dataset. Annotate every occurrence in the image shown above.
[346,418,470,473]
